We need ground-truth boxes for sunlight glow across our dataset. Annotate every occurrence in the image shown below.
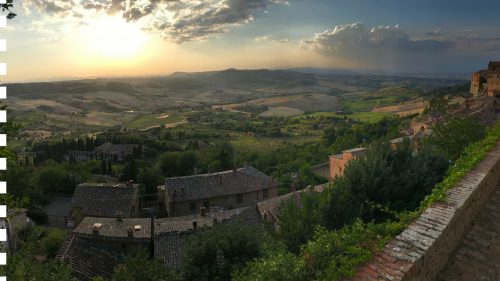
[81,16,148,59]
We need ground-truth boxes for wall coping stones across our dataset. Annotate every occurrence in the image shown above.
[350,142,500,281]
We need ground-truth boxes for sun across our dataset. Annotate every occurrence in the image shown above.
[81,16,148,59]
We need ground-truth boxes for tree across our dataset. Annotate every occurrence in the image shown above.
[112,251,179,281]
[124,157,138,181]
[215,141,234,170]
[428,115,485,160]
[178,151,197,175]
[233,251,306,281]
[0,0,16,19]
[278,191,322,253]
[159,152,181,177]
[323,127,337,145]
[181,222,273,281]
[137,166,163,200]
[37,165,71,193]
[322,142,448,228]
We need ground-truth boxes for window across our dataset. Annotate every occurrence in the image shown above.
[236,194,243,203]
[190,202,196,211]
[263,189,269,199]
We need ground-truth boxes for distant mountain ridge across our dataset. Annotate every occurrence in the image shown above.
[170,68,317,87]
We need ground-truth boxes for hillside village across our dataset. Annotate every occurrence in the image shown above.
[1,64,498,280]
[0,62,484,279]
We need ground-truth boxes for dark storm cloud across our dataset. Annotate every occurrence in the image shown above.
[303,22,453,60]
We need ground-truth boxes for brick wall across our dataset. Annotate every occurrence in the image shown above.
[351,142,500,281]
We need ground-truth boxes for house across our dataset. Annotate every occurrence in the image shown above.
[94,142,139,161]
[71,182,140,226]
[65,143,140,163]
[57,207,261,277]
[154,206,261,269]
[158,166,279,217]
[56,216,151,280]
[329,148,367,179]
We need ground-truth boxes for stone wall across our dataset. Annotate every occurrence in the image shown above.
[351,142,500,281]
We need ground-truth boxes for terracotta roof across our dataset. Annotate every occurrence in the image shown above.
[163,166,278,202]
[74,217,151,241]
[71,183,138,217]
[56,234,125,280]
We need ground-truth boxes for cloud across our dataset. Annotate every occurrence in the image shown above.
[255,35,289,44]
[147,0,288,42]
[303,22,452,62]
[22,0,287,43]
[23,0,76,15]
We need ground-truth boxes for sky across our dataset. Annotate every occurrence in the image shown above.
[4,0,500,82]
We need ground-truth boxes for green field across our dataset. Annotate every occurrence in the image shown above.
[303,111,394,123]
[341,86,420,112]
[125,113,185,129]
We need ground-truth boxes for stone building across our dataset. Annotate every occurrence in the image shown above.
[158,166,279,217]
[56,216,151,280]
[470,70,488,97]
[70,182,140,226]
[65,142,140,163]
[487,61,500,97]
[94,142,139,161]
[470,61,500,98]
[57,208,261,278]
[329,148,367,179]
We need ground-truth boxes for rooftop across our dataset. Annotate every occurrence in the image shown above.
[153,207,261,268]
[488,61,500,67]
[163,166,278,202]
[71,183,138,218]
[344,147,367,153]
[74,217,151,240]
[56,234,124,280]
[154,207,260,235]
[329,153,343,160]
[257,184,325,222]
[154,233,191,269]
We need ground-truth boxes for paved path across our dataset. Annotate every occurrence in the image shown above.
[436,185,500,281]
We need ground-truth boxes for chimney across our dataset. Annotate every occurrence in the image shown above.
[116,211,123,222]
[127,180,134,188]
[93,223,102,236]
[200,206,206,217]
[192,221,197,231]
[233,166,238,173]
[127,227,134,238]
